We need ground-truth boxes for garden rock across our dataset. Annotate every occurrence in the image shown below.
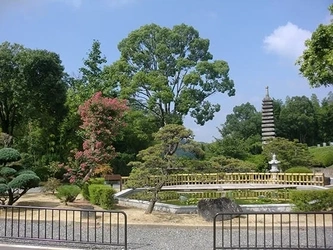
[197,197,242,221]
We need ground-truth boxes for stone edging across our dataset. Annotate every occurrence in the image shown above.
[116,197,293,214]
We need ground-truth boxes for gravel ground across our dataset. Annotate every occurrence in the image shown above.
[0,222,332,250]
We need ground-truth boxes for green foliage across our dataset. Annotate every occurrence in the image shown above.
[81,178,105,200]
[0,147,40,204]
[309,146,333,167]
[8,174,40,189]
[245,154,267,171]
[56,185,81,203]
[0,148,21,164]
[180,159,214,173]
[285,167,312,173]
[209,156,257,172]
[106,23,235,126]
[219,102,261,139]
[0,167,17,177]
[88,184,116,209]
[128,191,179,201]
[99,188,116,210]
[125,166,151,188]
[278,96,317,145]
[42,177,61,194]
[296,4,333,87]
[0,183,8,194]
[290,189,333,211]
[129,124,194,176]
[262,138,314,171]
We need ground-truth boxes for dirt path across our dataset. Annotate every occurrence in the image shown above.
[11,192,212,227]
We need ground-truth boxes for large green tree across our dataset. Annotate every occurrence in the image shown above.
[0,42,67,136]
[296,4,333,87]
[214,102,262,159]
[106,23,235,127]
[60,40,115,158]
[278,96,317,145]
[219,102,261,139]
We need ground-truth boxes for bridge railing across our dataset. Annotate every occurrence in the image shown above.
[0,205,127,249]
[121,172,325,189]
[213,211,333,249]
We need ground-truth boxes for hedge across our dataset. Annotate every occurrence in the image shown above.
[82,178,105,200]
[290,189,333,211]
[88,184,116,210]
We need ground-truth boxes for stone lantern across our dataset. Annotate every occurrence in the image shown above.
[269,153,280,173]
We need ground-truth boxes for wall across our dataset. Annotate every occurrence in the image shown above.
[117,197,293,214]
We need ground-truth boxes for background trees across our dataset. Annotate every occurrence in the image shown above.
[106,23,235,127]
[297,4,333,87]
[0,42,67,136]
[1,18,332,188]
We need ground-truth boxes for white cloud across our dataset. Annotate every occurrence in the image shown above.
[263,22,312,60]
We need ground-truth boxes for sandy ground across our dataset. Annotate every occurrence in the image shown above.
[1,192,330,228]
[10,192,212,227]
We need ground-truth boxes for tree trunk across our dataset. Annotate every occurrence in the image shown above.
[144,179,165,214]
[145,197,157,214]
[82,167,95,183]
[7,189,14,205]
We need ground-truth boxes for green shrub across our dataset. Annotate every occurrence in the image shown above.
[56,185,81,204]
[88,184,116,209]
[81,182,90,200]
[285,166,313,173]
[42,177,61,194]
[100,188,116,209]
[290,189,333,211]
[89,178,105,185]
[245,154,267,171]
[310,146,333,167]
[81,178,105,201]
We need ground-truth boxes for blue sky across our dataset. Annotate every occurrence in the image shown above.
[1,0,332,142]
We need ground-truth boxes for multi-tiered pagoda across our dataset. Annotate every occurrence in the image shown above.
[261,86,275,144]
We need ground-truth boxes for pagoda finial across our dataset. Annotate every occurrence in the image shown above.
[265,86,269,97]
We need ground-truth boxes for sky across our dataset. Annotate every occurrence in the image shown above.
[1,0,332,142]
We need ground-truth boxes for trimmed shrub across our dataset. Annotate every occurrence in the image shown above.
[82,178,105,200]
[42,177,61,194]
[56,185,81,204]
[100,188,116,209]
[285,166,313,173]
[88,184,116,209]
[290,189,333,211]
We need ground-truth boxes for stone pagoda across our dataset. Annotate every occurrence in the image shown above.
[261,86,275,144]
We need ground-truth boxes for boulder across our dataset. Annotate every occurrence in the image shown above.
[197,197,242,222]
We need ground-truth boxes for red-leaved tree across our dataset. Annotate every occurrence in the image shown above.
[64,92,128,184]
